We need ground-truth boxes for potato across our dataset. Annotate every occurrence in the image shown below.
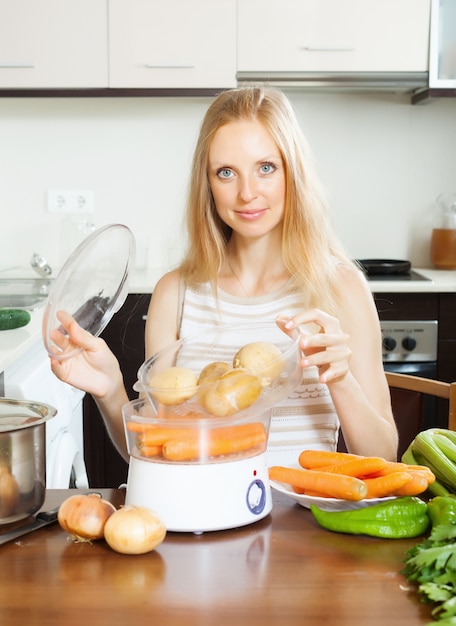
[201,369,262,416]
[147,366,198,405]
[197,361,232,386]
[233,341,284,386]
[197,361,232,405]
[0,463,19,518]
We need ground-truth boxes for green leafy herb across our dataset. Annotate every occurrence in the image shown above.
[402,522,456,624]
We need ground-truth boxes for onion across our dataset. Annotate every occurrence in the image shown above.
[58,493,116,542]
[103,506,166,555]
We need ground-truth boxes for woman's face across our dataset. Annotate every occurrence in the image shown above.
[208,119,286,239]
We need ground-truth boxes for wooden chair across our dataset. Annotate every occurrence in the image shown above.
[385,371,456,435]
[338,372,456,456]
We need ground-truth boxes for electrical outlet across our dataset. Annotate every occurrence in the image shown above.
[47,189,95,214]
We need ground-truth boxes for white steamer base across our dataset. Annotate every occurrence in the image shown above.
[125,453,272,532]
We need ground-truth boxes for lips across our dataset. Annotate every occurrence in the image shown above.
[235,209,268,220]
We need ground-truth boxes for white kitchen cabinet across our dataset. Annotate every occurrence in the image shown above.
[0,0,108,89]
[238,0,431,75]
[108,0,237,89]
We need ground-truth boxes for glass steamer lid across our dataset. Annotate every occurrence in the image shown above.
[42,224,136,360]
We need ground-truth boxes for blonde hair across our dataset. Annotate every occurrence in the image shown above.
[179,84,352,312]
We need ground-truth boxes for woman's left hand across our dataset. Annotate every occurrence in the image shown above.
[276,309,351,384]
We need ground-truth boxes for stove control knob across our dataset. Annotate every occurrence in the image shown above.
[383,336,396,352]
[402,336,417,351]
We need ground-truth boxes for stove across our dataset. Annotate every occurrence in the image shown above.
[366,269,431,282]
[356,259,431,282]
[380,320,438,363]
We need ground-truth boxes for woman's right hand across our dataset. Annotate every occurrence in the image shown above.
[48,310,123,399]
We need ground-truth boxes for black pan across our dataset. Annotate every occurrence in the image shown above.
[356,259,411,276]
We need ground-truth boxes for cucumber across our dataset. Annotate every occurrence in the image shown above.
[0,308,31,331]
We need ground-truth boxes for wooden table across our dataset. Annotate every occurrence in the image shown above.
[0,489,433,626]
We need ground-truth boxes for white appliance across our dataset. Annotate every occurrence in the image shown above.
[3,340,89,489]
[123,321,302,533]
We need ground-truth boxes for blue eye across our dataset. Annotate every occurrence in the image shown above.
[217,168,233,179]
[260,162,276,174]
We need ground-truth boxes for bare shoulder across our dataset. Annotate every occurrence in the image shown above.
[332,262,378,325]
[333,262,371,300]
[152,269,182,299]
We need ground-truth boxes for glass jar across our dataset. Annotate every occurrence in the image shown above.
[430,192,456,270]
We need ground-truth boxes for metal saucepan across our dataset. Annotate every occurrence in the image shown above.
[0,398,56,526]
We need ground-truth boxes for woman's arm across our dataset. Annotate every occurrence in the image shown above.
[144,270,181,358]
[329,265,397,459]
[280,265,398,461]
[49,310,131,460]
[50,271,182,461]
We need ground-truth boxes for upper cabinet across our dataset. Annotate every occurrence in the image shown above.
[108,0,236,89]
[0,0,108,88]
[237,0,431,75]
[0,0,437,96]
[0,0,235,91]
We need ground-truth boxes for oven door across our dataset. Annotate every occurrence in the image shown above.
[384,361,438,458]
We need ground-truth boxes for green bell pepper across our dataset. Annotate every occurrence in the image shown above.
[310,496,429,539]
[427,495,456,528]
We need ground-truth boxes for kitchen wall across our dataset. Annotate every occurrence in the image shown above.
[0,91,455,277]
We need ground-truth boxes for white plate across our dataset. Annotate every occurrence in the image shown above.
[270,479,397,512]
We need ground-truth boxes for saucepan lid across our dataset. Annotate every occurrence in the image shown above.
[356,259,411,276]
[42,224,136,360]
[0,398,57,432]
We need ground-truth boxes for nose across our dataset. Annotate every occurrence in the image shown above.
[238,175,258,202]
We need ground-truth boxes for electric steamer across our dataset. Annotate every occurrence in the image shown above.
[124,322,301,532]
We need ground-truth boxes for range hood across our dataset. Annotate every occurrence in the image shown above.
[236,71,430,95]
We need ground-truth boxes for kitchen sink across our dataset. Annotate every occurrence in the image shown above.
[0,278,53,309]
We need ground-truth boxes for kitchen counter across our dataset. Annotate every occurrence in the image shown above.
[365,267,456,294]
[130,266,456,294]
[0,488,433,626]
[1,266,455,376]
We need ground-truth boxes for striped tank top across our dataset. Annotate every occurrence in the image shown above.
[178,279,340,466]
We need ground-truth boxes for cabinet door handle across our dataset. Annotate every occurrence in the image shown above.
[144,64,195,69]
[0,63,35,68]
[300,46,355,52]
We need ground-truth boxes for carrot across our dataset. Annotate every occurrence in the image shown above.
[316,456,388,478]
[126,408,208,434]
[137,444,163,458]
[363,471,412,498]
[163,425,267,461]
[269,466,368,501]
[298,449,362,469]
[137,426,197,448]
[126,421,153,433]
[392,471,429,496]
[367,462,435,484]
[292,486,334,497]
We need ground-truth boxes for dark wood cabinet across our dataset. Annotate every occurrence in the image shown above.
[436,293,456,427]
[373,292,439,320]
[83,293,150,488]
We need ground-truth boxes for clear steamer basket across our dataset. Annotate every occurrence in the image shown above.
[123,321,301,532]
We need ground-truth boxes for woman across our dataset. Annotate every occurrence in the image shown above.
[51,85,398,465]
